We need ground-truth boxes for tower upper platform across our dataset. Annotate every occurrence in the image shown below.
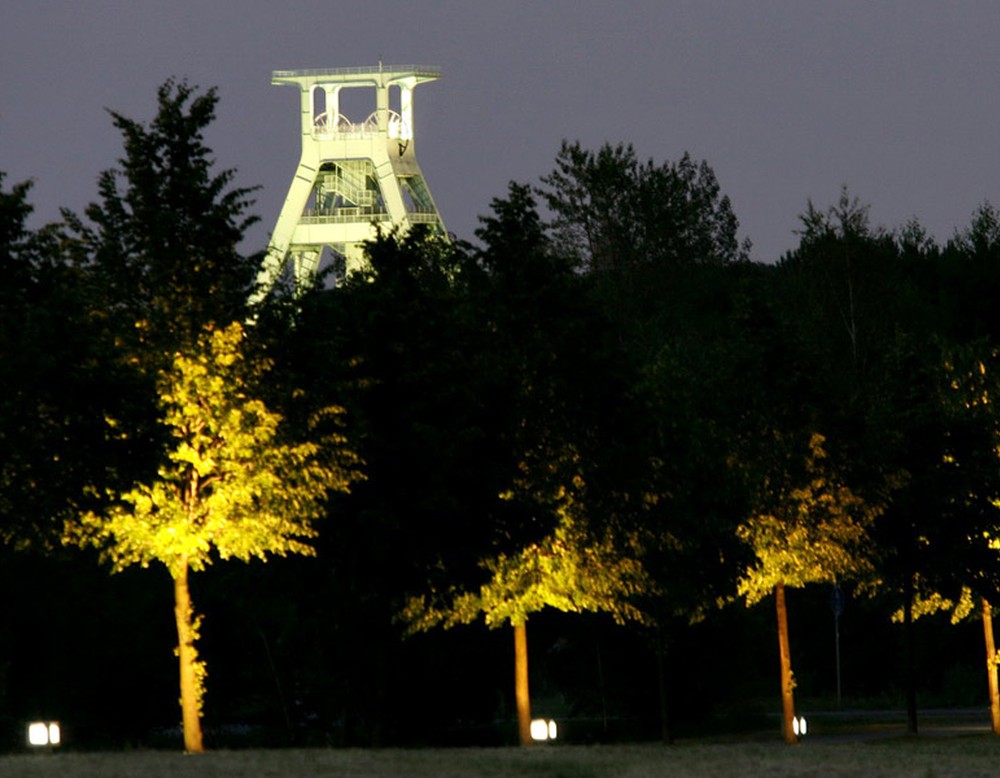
[272,64,442,143]
[272,64,442,85]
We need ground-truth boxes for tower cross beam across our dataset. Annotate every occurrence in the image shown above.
[252,65,446,305]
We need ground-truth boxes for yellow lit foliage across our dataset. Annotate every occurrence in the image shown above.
[402,449,651,632]
[947,353,994,409]
[64,322,362,575]
[946,347,1000,481]
[930,348,1000,618]
[64,322,362,751]
[737,433,880,605]
[889,584,975,624]
[943,349,1000,734]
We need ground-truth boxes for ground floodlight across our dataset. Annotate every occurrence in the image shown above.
[27,721,60,747]
[792,715,807,737]
[530,718,558,741]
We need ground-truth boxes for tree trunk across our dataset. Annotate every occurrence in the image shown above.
[775,582,797,744]
[655,624,673,744]
[982,599,1000,735]
[596,639,609,738]
[903,576,918,735]
[514,620,532,746]
[372,632,389,747]
[174,560,205,753]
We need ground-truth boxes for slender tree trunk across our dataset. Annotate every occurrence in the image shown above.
[173,559,205,753]
[775,582,797,744]
[596,639,609,738]
[514,621,532,746]
[903,576,918,735]
[372,633,389,747]
[655,624,673,744]
[251,614,294,743]
[982,599,1000,735]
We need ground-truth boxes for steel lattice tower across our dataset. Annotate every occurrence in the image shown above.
[253,65,445,301]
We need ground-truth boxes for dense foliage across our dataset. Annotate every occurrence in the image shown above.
[5,80,1000,750]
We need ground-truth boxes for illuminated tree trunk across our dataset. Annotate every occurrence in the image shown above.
[514,620,532,746]
[774,582,797,744]
[174,559,205,753]
[982,599,1000,735]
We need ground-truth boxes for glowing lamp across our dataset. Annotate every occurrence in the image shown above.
[530,718,557,741]
[792,715,807,737]
[27,721,60,747]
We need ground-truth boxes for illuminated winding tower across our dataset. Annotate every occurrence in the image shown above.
[254,65,445,299]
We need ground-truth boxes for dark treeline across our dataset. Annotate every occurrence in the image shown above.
[3,82,1000,749]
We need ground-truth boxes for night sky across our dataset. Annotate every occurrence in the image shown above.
[3,1,1000,262]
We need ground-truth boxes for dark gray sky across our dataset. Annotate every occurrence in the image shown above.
[3,1,999,261]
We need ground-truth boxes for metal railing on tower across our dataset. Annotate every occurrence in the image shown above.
[252,65,446,304]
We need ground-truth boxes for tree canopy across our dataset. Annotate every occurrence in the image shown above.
[737,432,880,604]
[11,82,1000,748]
[64,321,361,751]
[62,79,260,364]
[64,322,361,575]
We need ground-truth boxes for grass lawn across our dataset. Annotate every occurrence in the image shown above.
[2,738,1000,778]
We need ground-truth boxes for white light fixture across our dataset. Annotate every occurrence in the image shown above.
[792,715,807,737]
[27,721,60,747]
[530,718,558,741]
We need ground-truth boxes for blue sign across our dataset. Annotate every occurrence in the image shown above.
[831,585,845,617]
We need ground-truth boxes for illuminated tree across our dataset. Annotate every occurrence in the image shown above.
[775,196,942,734]
[737,432,879,744]
[58,79,266,559]
[64,322,361,752]
[402,447,650,746]
[935,343,1000,734]
[915,206,1000,735]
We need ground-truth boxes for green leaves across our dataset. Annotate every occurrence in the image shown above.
[64,79,260,368]
[538,140,749,273]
